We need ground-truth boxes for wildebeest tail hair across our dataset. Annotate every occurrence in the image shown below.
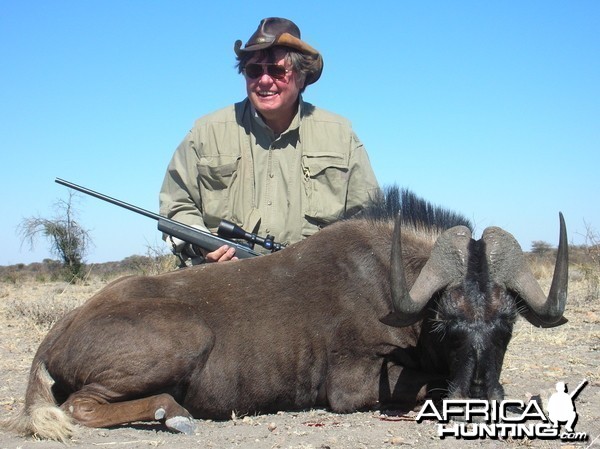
[0,362,74,441]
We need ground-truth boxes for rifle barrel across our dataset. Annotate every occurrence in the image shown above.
[55,178,160,221]
[55,177,261,259]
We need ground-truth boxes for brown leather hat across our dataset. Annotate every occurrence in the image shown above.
[234,17,323,85]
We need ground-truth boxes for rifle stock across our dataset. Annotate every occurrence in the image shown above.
[55,178,261,259]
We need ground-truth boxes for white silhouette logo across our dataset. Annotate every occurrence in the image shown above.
[547,379,587,433]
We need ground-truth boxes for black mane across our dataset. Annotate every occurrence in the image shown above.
[361,185,473,232]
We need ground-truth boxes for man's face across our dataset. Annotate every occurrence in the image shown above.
[244,48,305,127]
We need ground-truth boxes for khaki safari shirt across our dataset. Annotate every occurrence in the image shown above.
[159,97,379,252]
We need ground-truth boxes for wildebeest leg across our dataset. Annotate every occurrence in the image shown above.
[45,298,216,433]
[378,360,447,408]
[61,384,196,434]
[327,358,446,412]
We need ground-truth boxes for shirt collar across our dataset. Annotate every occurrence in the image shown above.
[247,97,304,137]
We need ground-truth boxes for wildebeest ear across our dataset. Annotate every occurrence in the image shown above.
[518,303,568,328]
[379,311,423,328]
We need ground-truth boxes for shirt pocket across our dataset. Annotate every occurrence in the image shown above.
[197,156,240,228]
[301,151,349,224]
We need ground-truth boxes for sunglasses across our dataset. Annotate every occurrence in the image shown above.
[243,63,291,80]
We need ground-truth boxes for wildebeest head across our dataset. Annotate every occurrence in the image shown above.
[382,213,568,401]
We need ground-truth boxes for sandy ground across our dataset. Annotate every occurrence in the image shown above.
[0,277,598,449]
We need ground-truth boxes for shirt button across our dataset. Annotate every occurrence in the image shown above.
[267,200,272,206]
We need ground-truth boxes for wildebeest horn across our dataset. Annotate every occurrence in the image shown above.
[380,215,472,327]
[481,212,568,328]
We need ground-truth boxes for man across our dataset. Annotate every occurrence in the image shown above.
[160,17,379,263]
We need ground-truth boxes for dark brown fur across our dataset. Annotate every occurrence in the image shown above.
[8,218,448,440]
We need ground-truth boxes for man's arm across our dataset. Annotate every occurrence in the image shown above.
[345,132,380,217]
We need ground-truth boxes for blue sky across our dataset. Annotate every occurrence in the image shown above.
[1,1,598,265]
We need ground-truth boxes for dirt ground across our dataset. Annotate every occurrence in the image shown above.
[0,277,598,449]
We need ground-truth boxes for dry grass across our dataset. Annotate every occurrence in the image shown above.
[0,250,179,331]
[2,280,102,335]
[5,284,86,333]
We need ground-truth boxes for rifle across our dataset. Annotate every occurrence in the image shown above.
[55,178,283,259]
[569,379,588,400]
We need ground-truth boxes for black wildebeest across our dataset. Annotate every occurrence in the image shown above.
[3,188,568,441]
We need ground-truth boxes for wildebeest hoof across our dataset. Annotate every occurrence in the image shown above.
[154,408,166,420]
[165,416,196,435]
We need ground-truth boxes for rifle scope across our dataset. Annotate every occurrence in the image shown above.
[217,220,284,252]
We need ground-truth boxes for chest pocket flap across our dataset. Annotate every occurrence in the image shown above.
[301,151,349,224]
[197,156,240,190]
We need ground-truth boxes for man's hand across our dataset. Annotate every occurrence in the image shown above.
[203,245,238,263]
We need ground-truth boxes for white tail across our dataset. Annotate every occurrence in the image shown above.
[0,362,74,441]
